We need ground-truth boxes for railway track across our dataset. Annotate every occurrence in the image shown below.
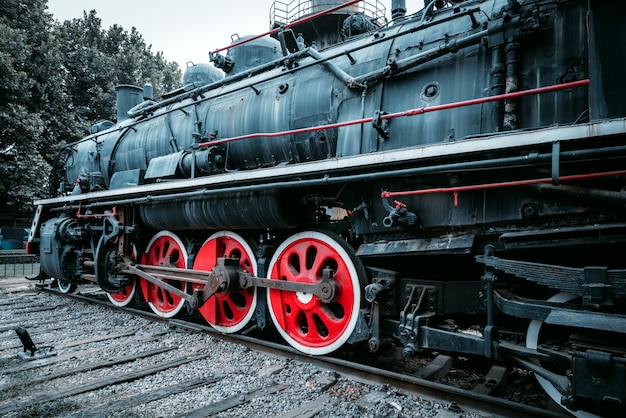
[0,278,570,417]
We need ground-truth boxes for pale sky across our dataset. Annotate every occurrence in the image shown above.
[46,0,425,75]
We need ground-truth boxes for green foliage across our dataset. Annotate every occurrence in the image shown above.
[0,0,54,213]
[0,0,182,216]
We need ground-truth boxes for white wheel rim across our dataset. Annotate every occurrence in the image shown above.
[266,231,361,355]
[106,280,137,307]
[57,280,75,294]
[141,231,189,318]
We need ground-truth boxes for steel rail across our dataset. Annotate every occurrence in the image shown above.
[41,287,569,418]
[169,319,569,418]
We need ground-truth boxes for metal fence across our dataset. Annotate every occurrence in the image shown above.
[0,252,40,278]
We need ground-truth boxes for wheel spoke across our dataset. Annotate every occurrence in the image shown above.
[267,231,363,355]
[196,231,257,333]
[107,280,137,307]
[278,247,301,280]
[139,231,189,318]
[317,302,343,324]
[307,244,333,278]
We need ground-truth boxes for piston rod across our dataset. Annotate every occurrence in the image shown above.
[123,264,200,309]
[201,258,337,303]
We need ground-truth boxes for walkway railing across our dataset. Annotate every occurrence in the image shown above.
[213,0,379,54]
[269,0,386,28]
[0,252,40,278]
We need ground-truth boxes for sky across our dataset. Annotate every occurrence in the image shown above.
[46,0,425,75]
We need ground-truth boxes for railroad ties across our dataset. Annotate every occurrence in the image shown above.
[0,290,215,416]
[412,354,507,396]
[0,278,566,417]
[0,286,340,417]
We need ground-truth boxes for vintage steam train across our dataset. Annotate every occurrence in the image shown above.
[25,0,626,415]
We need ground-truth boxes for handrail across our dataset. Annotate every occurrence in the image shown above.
[198,79,590,148]
[381,170,626,200]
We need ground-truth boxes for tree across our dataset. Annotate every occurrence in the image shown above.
[0,0,182,219]
[54,11,182,126]
[0,0,56,212]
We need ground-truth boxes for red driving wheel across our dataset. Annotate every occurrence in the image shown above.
[267,231,363,355]
[196,231,257,333]
[139,231,190,318]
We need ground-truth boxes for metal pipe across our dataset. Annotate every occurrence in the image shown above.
[381,79,588,120]
[307,48,359,87]
[503,39,520,130]
[529,183,626,207]
[352,29,489,86]
[198,79,589,147]
[391,0,406,22]
[380,170,626,199]
[489,46,505,131]
[53,143,626,212]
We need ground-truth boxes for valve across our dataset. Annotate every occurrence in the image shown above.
[71,171,89,195]
[382,198,418,228]
[210,52,234,73]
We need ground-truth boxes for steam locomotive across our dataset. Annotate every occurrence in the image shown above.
[26,0,626,415]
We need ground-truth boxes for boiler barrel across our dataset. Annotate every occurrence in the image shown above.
[139,190,304,230]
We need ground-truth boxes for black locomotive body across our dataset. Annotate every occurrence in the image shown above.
[26,1,626,415]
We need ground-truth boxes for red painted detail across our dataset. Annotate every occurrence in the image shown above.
[196,234,256,331]
[198,79,589,148]
[382,79,590,120]
[139,233,188,316]
[267,236,357,349]
[212,0,362,54]
[25,241,36,255]
[380,170,626,199]
[199,116,373,147]
[108,283,135,303]
[75,203,117,219]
